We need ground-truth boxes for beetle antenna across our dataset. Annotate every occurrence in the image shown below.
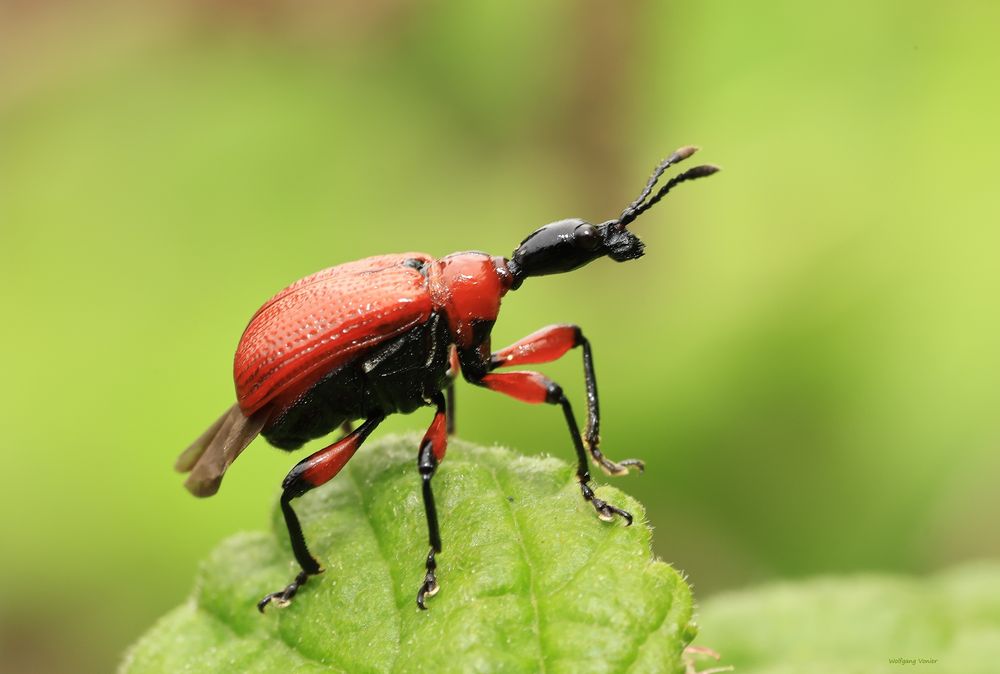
[619,146,698,226]
[622,164,720,225]
[596,150,718,262]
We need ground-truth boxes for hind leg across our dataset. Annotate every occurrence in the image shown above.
[258,413,385,612]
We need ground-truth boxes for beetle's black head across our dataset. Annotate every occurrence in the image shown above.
[507,146,718,288]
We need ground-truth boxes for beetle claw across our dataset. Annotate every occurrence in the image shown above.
[258,570,310,613]
[257,592,291,612]
[416,577,439,610]
[579,480,634,526]
[592,498,634,526]
[416,547,440,610]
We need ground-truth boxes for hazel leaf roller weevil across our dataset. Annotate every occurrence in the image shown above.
[175,146,718,611]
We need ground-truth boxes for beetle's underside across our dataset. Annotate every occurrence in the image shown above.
[264,312,454,450]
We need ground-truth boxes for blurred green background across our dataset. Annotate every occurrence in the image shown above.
[2,1,998,671]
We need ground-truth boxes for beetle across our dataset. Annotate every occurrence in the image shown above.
[176,146,717,611]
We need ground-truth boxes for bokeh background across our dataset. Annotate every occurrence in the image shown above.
[2,1,999,671]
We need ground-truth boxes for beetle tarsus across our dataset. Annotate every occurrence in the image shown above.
[416,547,440,610]
[619,458,645,471]
[579,480,634,526]
[584,436,645,477]
[595,455,646,476]
[257,569,311,612]
[587,442,646,476]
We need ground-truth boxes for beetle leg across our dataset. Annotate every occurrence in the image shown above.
[417,392,448,609]
[258,413,385,613]
[489,324,644,477]
[445,345,459,435]
[473,370,633,526]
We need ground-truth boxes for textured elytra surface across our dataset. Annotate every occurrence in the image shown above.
[123,435,696,673]
[235,254,435,415]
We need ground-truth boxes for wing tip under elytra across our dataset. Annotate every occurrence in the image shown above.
[176,403,265,497]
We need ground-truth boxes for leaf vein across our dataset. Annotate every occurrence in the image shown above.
[198,601,350,673]
[621,570,677,674]
[346,461,404,673]
[485,464,548,674]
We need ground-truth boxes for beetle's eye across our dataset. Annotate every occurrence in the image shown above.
[573,224,600,250]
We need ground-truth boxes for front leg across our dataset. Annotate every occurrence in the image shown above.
[490,324,644,476]
[471,369,633,526]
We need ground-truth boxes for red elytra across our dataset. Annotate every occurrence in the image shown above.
[175,146,718,612]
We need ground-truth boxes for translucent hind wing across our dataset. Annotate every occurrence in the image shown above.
[182,404,266,497]
[174,407,230,472]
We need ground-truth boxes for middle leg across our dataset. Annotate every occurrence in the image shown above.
[416,391,448,609]
[445,345,459,435]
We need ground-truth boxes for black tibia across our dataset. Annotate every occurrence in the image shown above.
[417,393,446,610]
[446,343,458,435]
[258,414,384,613]
[555,387,633,527]
[575,332,645,477]
[445,382,456,436]
[257,493,319,612]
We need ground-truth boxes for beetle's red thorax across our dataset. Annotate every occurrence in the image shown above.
[428,252,513,348]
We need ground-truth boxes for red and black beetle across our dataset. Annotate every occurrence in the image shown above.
[176,147,717,611]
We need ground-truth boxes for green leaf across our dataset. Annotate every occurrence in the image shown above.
[123,435,696,673]
[694,561,1000,674]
